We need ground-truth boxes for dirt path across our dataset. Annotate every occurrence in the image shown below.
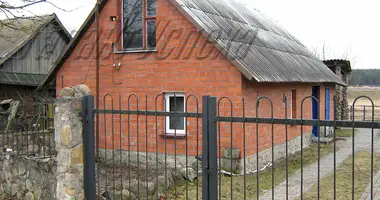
[260,128,380,200]
[359,133,380,200]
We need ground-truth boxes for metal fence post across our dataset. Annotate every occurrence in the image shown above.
[364,106,366,121]
[202,96,218,200]
[83,95,96,200]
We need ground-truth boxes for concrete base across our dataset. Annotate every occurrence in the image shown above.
[98,132,313,175]
[99,133,312,173]
[236,132,313,174]
[98,149,197,171]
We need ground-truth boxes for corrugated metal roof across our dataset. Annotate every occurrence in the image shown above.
[0,71,45,86]
[0,14,71,87]
[0,15,55,59]
[323,59,352,73]
[171,0,345,85]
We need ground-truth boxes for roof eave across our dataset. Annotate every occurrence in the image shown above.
[51,14,73,42]
[39,0,108,89]
[169,0,344,85]
[168,0,256,81]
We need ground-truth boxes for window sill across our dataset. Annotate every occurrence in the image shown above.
[159,134,187,139]
[114,49,157,54]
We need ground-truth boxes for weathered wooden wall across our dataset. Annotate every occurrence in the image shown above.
[0,22,70,75]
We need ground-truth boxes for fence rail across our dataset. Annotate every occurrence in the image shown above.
[350,105,380,121]
[83,94,380,200]
[0,95,55,158]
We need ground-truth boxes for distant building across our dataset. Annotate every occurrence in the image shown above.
[0,14,71,101]
[324,59,352,120]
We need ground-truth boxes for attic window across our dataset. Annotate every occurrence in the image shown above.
[122,0,156,50]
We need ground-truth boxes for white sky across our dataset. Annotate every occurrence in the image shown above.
[9,0,380,69]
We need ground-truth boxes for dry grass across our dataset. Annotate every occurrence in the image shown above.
[335,128,357,137]
[302,151,380,200]
[347,87,380,121]
[347,87,380,106]
[166,143,335,199]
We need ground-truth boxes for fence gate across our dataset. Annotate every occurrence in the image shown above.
[82,94,380,200]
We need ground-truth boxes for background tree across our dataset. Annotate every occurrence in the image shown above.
[348,69,380,86]
[311,42,357,66]
[0,0,70,32]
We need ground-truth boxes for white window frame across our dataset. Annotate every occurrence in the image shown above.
[165,93,186,135]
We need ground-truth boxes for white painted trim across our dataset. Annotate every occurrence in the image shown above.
[165,93,186,135]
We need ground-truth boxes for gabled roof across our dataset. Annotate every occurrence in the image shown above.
[0,14,71,66]
[41,0,345,87]
[0,14,71,86]
[39,1,108,88]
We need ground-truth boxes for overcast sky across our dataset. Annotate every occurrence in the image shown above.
[14,0,380,69]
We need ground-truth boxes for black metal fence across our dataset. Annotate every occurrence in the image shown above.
[0,94,55,158]
[350,105,380,121]
[82,94,380,200]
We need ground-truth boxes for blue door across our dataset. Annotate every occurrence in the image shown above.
[325,87,331,136]
[325,88,330,121]
[312,86,320,137]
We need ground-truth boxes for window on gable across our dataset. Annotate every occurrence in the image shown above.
[290,89,297,119]
[122,0,156,50]
[165,93,186,135]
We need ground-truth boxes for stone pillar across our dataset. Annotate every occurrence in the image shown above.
[54,85,91,200]
[341,73,349,120]
[335,86,342,120]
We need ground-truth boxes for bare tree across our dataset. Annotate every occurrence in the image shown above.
[311,41,358,67]
[0,0,71,32]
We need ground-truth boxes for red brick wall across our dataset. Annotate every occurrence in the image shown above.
[56,0,335,157]
[239,81,335,156]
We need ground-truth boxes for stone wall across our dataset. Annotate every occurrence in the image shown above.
[236,131,313,173]
[0,154,57,199]
[333,64,350,121]
[98,131,313,174]
[0,84,91,200]
[54,85,90,200]
[335,85,342,120]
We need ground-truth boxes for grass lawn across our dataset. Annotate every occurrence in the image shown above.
[302,151,380,200]
[335,128,357,137]
[166,143,335,199]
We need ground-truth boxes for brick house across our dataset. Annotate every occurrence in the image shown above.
[43,0,343,170]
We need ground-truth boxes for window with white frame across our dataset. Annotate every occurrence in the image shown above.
[165,93,186,135]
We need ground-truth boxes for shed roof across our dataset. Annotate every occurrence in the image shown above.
[0,14,70,61]
[0,14,71,86]
[41,0,345,87]
[0,71,45,86]
[323,59,352,74]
